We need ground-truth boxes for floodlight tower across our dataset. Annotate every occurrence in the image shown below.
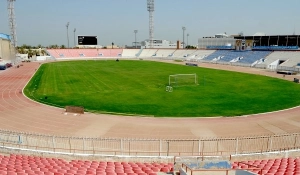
[187,33,189,47]
[147,0,154,48]
[134,30,138,48]
[66,22,70,48]
[73,28,76,47]
[182,27,186,48]
[7,0,17,47]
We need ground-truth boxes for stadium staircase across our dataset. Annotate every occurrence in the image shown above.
[135,48,143,57]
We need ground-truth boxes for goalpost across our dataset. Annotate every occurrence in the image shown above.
[168,74,198,88]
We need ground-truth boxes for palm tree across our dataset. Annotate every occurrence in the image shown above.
[21,44,31,49]
[48,45,59,49]
[17,47,26,54]
[41,49,47,56]
[32,50,38,56]
[27,49,33,58]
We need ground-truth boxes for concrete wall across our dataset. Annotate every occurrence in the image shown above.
[235,170,256,175]
[0,38,16,63]
[0,38,3,59]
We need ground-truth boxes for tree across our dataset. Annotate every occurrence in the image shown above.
[60,45,66,49]
[37,44,43,49]
[20,44,29,49]
[27,49,33,57]
[17,47,26,54]
[41,49,47,56]
[186,45,197,49]
[32,50,38,56]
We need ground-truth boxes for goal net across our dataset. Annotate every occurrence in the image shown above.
[169,74,198,87]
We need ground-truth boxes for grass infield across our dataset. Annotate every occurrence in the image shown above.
[24,60,300,117]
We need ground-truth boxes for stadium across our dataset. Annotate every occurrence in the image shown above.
[1,0,300,175]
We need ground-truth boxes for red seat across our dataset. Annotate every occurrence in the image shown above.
[96,172,106,175]
[160,167,169,172]
[117,173,126,175]
[274,172,284,175]
[145,169,153,174]
[44,172,54,175]
[151,167,159,172]
[133,170,143,173]
[268,169,277,173]
[142,167,150,171]
[124,169,134,173]
[106,173,117,175]
[132,167,141,171]
[54,172,64,175]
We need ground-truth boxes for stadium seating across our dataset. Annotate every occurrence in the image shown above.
[204,50,271,64]
[47,49,71,58]
[172,50,196,58]
[47,49,123,59]
[109,49,123,57]
[238,51,272,64]
[152,49,175,58]
[46,49,300,69]
[139,49,158,57]
[78,49,98,57]
[232,157,300,175]
[259,51,300,67]
[122,49,140,57]
[186,50,215,60]
[0,154,174,175]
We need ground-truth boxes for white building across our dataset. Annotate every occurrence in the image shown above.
[141,39,183,49]
[198,33,237,49]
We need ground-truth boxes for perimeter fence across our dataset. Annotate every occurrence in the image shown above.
[0,130,300,157]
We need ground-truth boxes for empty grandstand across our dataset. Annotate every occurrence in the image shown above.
[47,49,123,59]
[44,48,300,72]
[256,51,300,70]
[203,50,272,64]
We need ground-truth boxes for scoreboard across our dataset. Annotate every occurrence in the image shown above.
[78,36,98,45]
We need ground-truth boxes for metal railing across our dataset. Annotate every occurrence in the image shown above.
[0,130,300,157]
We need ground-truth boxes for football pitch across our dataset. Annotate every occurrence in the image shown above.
[24,60,300,117]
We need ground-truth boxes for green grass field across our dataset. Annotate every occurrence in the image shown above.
[24,60,300,117]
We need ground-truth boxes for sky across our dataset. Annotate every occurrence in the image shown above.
[0,0,299,47]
